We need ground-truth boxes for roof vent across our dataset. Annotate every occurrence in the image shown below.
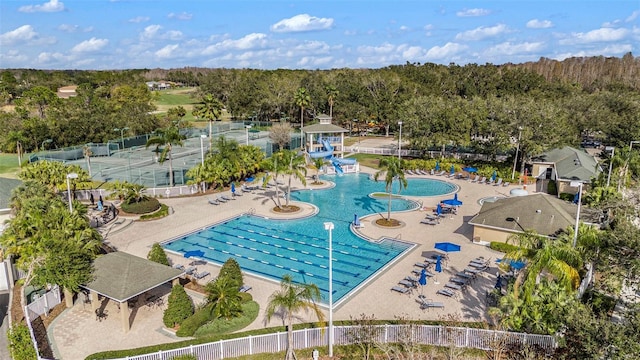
[536,209,542,213]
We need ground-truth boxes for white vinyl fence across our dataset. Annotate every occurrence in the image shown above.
[24,285,62,360]
[110,324,556,360]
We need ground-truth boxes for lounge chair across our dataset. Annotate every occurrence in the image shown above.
[445,282,463,291]
[216,196,228,203]
[221,194,235,201]
[425,214,439,221]
[430,169,435,175]
[417,298,445,310]
[436,171,446,176]
[420,219,438,225]
[184,266,196,275]
[406,169,415,175]
[241,185,253,193]
[173,264,185,271]
[494,178,503,186]
[437,289,455,297]
[503,182,510,187]
[391,286,410,294]
[470,174,478,182]
[194,271,210,279]
[398,279,416,288]
[239,285,252,292]
[208,198,220,205]
[450,277,468,285]
[486,178,495,185]
[477,176,486,184]
[414,262,430,269]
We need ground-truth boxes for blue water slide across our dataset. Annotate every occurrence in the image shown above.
[308,138,334,159]
[332,160,344,175]
[332,157,357,165]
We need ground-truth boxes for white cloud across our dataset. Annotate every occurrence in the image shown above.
[555,43,633,60]
[156,44,179,59]
[456,8,490,17]
[19,0,64,13]
[164,30,183,41]
[168,12,192,21]
[58,24,78,32]
[129,16,150,23]
[526,19,553,29]
[455,24,508,41]
[298,56,332,67]
[425,42,467,59]
[202,33,268,55]
[485,41,545,56]
[560,27,629,44]
[0,25,38,46]
[271,14,334,33]
[356,43,396,56]
[71,37,109,53]
[140,25,162,40]
[626,10,639,22]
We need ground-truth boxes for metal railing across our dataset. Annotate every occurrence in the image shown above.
[108,324,556,360]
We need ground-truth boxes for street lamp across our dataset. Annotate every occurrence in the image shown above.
[200,134,207,166]
[505,217,526,232]
[398,121,403,160]
[245,125,252,146]
[570,181,583,248]
[41,138,52,151]
[66,172,78,213]
[511,127,523,180]
[113,127,129,150]
[605,146,615,187]
[323,221,334,358]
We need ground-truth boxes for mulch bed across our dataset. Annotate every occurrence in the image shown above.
[272,205,301,213]
[375,218,402,227]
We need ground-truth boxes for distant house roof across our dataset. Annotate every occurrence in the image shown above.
[82,252,183,303]
[57,85,77,99]
[531,146,600,181]
[468,193,581,237]
[0,177,22,210]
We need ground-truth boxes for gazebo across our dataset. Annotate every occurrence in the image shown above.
[81,252,184,332]
[302,114,349,159]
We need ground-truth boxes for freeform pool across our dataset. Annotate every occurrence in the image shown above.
[163,173,456,304]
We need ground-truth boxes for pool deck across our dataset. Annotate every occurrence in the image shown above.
[50,165,522,359]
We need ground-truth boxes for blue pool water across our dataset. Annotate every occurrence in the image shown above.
[163,173,456,304]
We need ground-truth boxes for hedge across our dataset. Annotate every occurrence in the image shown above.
[121,197,161,214]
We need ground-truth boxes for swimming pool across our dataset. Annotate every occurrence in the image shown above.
[163,173,456,305]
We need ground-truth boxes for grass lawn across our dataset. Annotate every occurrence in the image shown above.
[347,153,386,169]
[153,87,232,123]
[0,153,21,178]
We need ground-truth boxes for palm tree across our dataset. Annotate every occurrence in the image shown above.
[192,94,223,147]
[146,126,185,187]
[280,150,307,206]
[205,275,243,320]
[504,230,583,302]
[310,157,326,184]
[261,152,287,209]
[325,85,339,118]
[265,274,325,360]
[373,157,407,222]
[294,87,311,148]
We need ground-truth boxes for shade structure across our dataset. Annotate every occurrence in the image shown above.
[442,193,463,206]
[435,161,440,171]
[434,242,461,253]
[184,250,204,259]
[462,166,478,173]
[435,255,442,273]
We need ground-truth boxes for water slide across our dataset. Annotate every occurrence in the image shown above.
[307,139,357,173]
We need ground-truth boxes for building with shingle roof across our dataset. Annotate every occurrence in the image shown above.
[530,146,601,194]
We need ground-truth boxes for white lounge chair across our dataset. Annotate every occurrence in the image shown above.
[239,285,252,292]
[208,198,220,205]
[417,298,445,309]
[503,182,510,187]
[477,176,486,184]
[391,286,410,294]
[421,219,438,225]
[221,194,235,201]
[216,196,228,203]
[494,178,503,186]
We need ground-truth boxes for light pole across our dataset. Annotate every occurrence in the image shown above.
[113,127,129,150]
[511,127,523,180]
[605,146,614,187]
[66,172,78,213]
[200,135,207,166]
[570,181,583,248]
[398,121,403,160]
[245,125,252,146]
[41,138,52,151]
[323,221,334,358]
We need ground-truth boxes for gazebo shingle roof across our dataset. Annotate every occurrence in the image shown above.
[83,252,183,302]
[531,146,600,181]
[301,123,348,133]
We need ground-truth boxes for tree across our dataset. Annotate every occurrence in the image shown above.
[163,285,194,328]
[269,122,292,151]
[147,243,170,266]
[265,274,325,360]
[280,149,307,207]
[205,275,243,320]
[310,157,326,184]
[146,126,186,187]
[373,157,407,222]
[218,258,243,289]
[325,85,339,118]
[294,87,311,147]
[192,94,223,146]
[261,152,287,209]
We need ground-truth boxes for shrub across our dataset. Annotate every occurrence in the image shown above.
[547,180,557,195]
[219,258,243,288]
[193,301,260,338]
[559,192,575,202]
[121,197,161,214]
[140,203,169,220]
[176,303,215,337]
[147,243,170,266]
[489,241,520,254]
[8,323,37,360]
[163,285,194,328]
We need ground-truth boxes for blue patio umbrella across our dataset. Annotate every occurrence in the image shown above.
[419,268,428,297]
[435,255,442,273]
[495,273,502,290]
[353,213,360,227]
[245,176,254,182]
[462,166,478,173]
[491,170,497,181]
[436,203,443,216]
[231,183,236,195]
[435,161,440,171]
[573,192,580,204]
[442,193,463,206]
[184,250,204,259]
[434,242,461,253]
[450,164,455,175]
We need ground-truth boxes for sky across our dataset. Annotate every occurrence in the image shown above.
[0,0,638,70]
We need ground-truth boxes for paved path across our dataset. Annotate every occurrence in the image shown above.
[49,165,521,359]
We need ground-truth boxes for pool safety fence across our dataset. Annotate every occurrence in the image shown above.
[107,324,556,360]
[24,285,62,360]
